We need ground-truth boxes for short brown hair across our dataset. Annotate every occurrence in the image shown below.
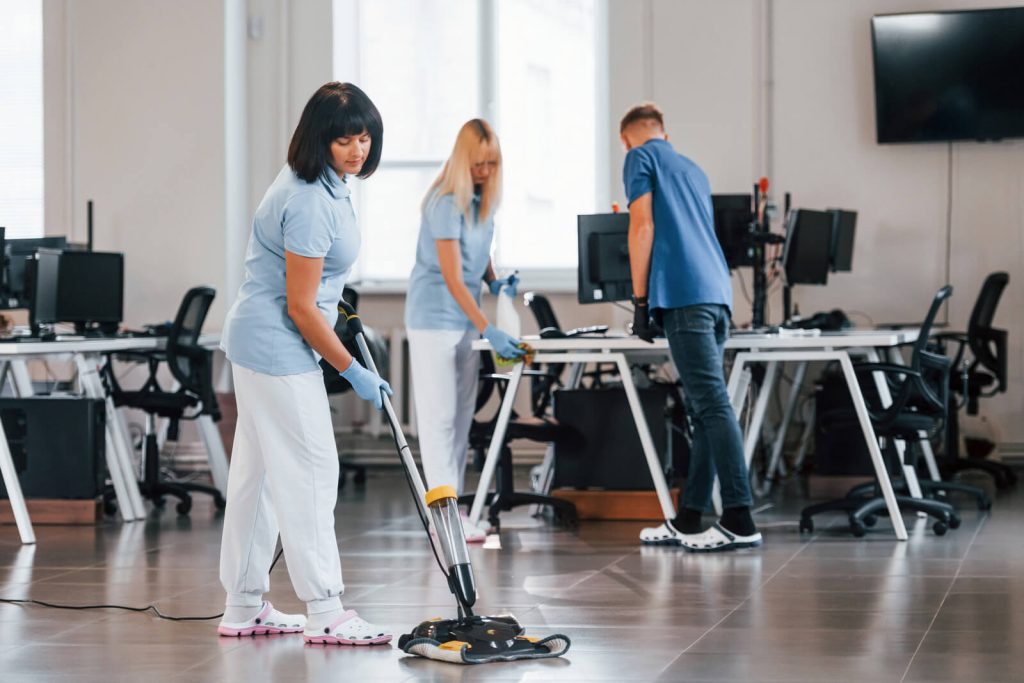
[620,102,664,133]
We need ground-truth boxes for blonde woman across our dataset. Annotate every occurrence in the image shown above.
[404,119,523,542]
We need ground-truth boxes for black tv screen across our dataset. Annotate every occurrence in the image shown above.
[871,7,1024,143]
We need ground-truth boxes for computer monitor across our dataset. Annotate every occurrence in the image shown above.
[5,236,68,308]
[711,194,754,268]
[783,209,833,285]
[56,251,125,332]
[827,209,857,272]
[26,248,62,332]
[577,213,632,304]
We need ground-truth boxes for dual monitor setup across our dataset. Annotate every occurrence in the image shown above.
[577,197,857,312]
[0,227,125,339]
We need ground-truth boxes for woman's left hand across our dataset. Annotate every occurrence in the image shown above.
[488,273,519,297]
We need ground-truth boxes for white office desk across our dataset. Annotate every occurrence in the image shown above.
[471,329,920,541]
[0,334,226,544]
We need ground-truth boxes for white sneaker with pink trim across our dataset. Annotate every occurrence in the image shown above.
[217,601,306,637]
[303,610,392,646]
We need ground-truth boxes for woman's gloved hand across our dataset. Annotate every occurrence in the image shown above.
[483,324,525,360]
[340,358,393,410]
[487,273,519,297]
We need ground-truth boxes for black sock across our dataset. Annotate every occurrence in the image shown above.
[672,507,703,534]
[719,506,756,537]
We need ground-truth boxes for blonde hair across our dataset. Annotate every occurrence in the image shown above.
[423,119,502,225]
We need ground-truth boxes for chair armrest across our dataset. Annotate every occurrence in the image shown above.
[852,362,922,378]
[932,331,968,342]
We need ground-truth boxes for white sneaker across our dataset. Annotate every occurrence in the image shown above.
[460,513,489,543]
[303,610,392,645]
[218,601,306,637]
[639,520,684,546]
[679,523,763,553]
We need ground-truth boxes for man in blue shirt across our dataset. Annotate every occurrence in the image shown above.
[621,103,761,552]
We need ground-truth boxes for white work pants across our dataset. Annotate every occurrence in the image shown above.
[407,327,480,494]
[219,365,343,613]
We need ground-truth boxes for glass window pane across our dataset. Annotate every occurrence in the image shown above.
[354,166,442,281]
[358,0,479,161]
[0,0,44,238]
[496,0,597,269]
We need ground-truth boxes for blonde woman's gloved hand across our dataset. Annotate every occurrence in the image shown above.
[483,324,525,360]
[340,358,393,410]
[488,273,519,297]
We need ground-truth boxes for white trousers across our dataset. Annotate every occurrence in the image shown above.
[219,365,343,613]
[407,327,480,495]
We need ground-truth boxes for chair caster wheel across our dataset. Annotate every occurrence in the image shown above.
[353,470,367,485]
[947,514,961,529]
[862,515,878,528]
[932,521,948,536]
[154,497,166,508]
[214,495,227,511]
[103,500,118,517]
[799,518,813,534]
[176,499,192,515]
[850,521,866,538]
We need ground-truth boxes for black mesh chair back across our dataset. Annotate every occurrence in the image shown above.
[966,272,1009,392]
[166,286,216,399]
[524,292,560,333]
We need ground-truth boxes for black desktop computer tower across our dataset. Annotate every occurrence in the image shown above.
[0,397,106,500]
[552,386,674,490]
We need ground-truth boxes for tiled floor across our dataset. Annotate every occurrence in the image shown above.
[1,467,1022,682]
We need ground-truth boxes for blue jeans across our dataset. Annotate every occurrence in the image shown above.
[662,304,753,512]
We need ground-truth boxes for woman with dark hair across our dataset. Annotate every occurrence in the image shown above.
[218,82,392,645]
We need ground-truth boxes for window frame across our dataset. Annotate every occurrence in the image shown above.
[333,0,608,293]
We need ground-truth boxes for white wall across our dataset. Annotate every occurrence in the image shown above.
[607,0,1024,447]
[43,0,229,325]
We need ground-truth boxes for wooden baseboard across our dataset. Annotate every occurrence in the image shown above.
[551,488,680,521]
[0,499,101,525]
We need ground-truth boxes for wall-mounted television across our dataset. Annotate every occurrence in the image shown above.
[871,7,1024,144]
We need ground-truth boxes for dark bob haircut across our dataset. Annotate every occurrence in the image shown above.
[287,82,383,183]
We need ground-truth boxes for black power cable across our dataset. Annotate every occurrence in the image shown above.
[0,548,285,622]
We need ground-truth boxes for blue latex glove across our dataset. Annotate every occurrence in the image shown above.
[483,324,525,360]
[340,358,393,410]
[487,273,519,297]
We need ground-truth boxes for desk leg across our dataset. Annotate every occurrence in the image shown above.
[467,362,524,527]
[74,354,143,522]
[839,354,907,540]
[10,360,34,397]
[758,361,807,495]
[744,361,779,472]
[197,415,230,495]
[0,419,35,544]
[615,355,676,521]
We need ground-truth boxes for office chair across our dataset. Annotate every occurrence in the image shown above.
[935,272,1016,489]
[799,286,961,537]
[102,286,224,515]
[459,350,578,533]
[319,287,386,488]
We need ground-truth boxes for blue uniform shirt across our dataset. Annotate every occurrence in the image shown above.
[405,192,495,330]
[623,139,732,312]
[221,164,360,375]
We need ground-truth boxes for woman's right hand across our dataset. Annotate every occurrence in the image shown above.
[483,324,525,360]
[340,358,393,410]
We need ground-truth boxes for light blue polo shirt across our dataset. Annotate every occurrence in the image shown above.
[221,164,360,375]
[623,139,732,312]
[405,192,494,330]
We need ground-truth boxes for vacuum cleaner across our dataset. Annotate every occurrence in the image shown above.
[339,302,570,665]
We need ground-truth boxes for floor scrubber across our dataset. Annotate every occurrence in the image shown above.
[339,302,571,665]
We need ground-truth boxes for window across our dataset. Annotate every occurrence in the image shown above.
[334,0,603,286]
[0,0,44,239]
